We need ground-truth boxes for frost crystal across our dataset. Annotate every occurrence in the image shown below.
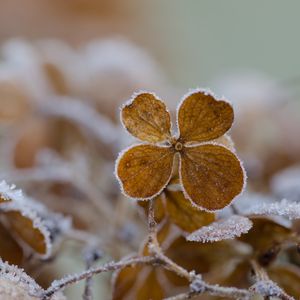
[245,199,300,220]
[187,216,252,242]
[249,280,291,299]
[0,180,22,202]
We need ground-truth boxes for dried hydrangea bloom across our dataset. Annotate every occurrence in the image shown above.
[0,260,65,300]
[138,189,215,233]
[116,90,245,211]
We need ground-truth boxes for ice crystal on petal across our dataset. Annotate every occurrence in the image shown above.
[245,199,300,220]
[187,215,252,242]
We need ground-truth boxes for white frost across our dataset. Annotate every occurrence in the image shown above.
[187,215,252,243]
[244,198,300,220]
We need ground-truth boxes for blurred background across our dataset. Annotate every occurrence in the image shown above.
[1,1,300,299]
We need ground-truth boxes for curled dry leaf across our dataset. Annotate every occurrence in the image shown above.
[4,209,50,256]
[187,215,252,242]
[116,90,245,211]
[0,181,70,262]
[138,190,215,233]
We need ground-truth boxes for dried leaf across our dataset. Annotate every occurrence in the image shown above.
[116,144,174,199]
[0,222,23,265]
[180,144,245,211]
[239,217,292,255]
[121,92,171,143]
[165,190,215,233]
[178,90,233,143]
[187,216,252,242]
[2,204,52,257]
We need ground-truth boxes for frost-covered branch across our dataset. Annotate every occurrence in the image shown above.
[42,256,156,299]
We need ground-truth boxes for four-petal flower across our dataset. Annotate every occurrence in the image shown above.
[116,90,245,211]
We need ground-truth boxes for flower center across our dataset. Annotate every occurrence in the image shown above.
[174,142,183,151]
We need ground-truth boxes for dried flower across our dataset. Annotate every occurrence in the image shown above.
[116,90,245,211]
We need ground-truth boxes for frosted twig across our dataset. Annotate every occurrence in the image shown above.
[250,260,294,300]
[42,256,156,299]
[163,284,250,300]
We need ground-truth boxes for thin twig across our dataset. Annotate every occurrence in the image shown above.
[82,248,102,300]
[43,256,156,299]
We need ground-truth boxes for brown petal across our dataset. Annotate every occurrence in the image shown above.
[5,211,50,256]
[180,144,245,211]
[0,221,23,265]
[122,92,171,143]
[178,91,233,143]
[164,190,215,233]
[116,144,174,199]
